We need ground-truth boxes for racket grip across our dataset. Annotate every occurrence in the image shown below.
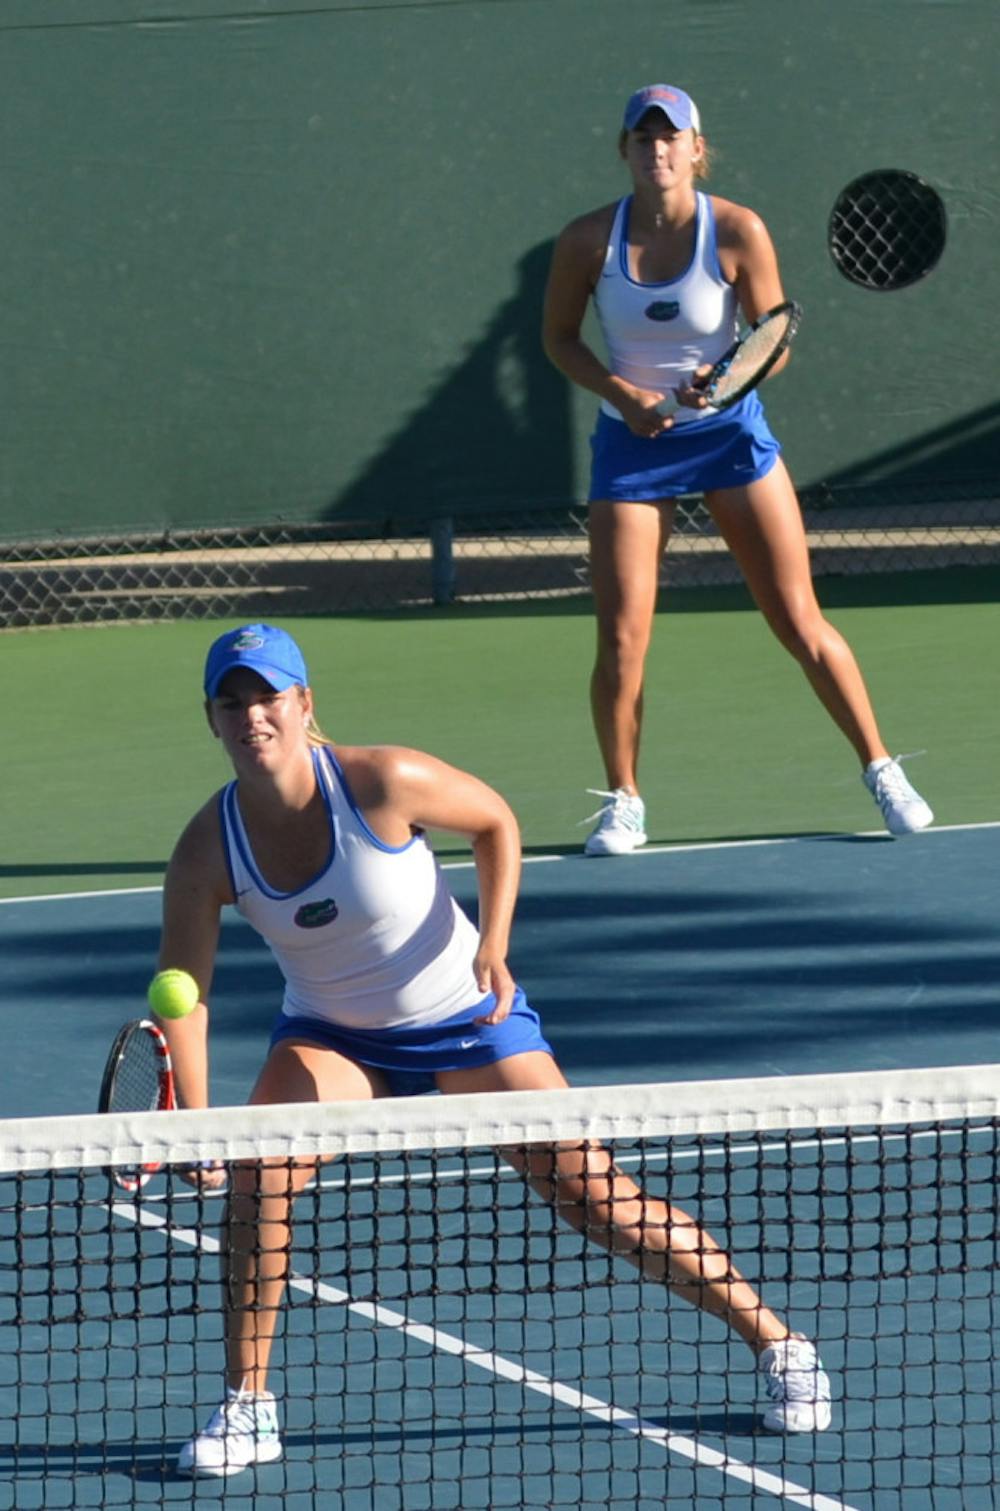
[655,392,679,417]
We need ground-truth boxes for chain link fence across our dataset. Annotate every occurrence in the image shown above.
[828,169,948,292]
[3,164,986,631]
[2,480,998,629]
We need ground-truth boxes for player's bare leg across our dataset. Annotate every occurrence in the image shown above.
[707,461,889,767]
[587,498,676,791]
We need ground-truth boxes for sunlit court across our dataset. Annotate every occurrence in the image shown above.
[2,1,999,1508]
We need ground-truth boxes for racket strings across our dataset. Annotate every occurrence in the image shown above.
[108,1033,164,1115]
[711,315,793,403]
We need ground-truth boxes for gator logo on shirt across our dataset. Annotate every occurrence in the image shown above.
[645,300,680,322]
[293,898,339,929]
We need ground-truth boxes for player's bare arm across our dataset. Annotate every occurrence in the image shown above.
[713,198,792,381]
[542,208,612,383]
[543,206,673,435]
[155,800,230,1112]
[342,746,521,1022]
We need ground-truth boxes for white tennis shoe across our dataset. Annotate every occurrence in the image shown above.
[581,788,648,856]
[863,755,933,836]
[759,1334,832,1433]
[177,1386,282,1477]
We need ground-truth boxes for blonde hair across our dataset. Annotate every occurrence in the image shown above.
[306,717,333,748]
[285,684,331,747]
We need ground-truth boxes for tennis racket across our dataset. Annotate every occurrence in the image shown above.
[656,300,801,418]
[98,1018,176,1191]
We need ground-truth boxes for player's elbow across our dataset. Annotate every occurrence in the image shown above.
[770,348,792,379]
[541,325,563,363]
[471,802,521,858]
[541,326,579,374]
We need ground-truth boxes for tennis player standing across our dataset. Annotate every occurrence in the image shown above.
[543,84,934,855]
[164,623,831,1475]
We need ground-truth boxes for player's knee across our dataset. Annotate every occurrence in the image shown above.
[595,615,653,670]
[767,609,826,664]
[230,1156,305,1202]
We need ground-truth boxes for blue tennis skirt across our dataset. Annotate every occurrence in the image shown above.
[589,392,781,502]
[269,987,554,1097]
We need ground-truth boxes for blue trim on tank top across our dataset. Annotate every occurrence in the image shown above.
[217,788,238,901]
[223,767,337,902]
[618,191,709,289]
[319,746,420,856]
[701,195,724,282]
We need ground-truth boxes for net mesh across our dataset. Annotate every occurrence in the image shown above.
[1,1064,998,1509]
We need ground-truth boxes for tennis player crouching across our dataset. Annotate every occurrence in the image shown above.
[158,623,831,1477]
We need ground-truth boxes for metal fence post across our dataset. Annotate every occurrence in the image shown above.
[429,517,456,605]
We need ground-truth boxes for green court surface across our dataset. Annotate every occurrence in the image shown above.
[3,566,997,900]
[2,569,998,1509]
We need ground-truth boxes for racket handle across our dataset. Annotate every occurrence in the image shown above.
[655,391,679,417]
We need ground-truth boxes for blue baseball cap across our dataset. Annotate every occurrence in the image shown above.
[623,84,701,134]
[203,623,309,699]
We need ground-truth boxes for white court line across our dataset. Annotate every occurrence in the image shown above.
[121,1203,858,1511]
[480,818,1000,872]
[3,820,998,903]
[0,884,163,906]
[7,815,1000,894]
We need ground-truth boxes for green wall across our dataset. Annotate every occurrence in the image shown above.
[2,0,997,538]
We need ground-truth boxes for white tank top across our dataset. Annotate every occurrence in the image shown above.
[593,192,738,424]
[219,746,488,1030]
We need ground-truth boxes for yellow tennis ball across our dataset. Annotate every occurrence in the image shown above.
[148,968,200,1021]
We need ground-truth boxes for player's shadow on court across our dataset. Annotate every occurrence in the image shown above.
[646,1409,765,1438]
[0,1398,807,1483]
[131,1415,765,1485]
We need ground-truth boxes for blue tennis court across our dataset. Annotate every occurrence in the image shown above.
[1,824,998,1509]
[3,821,997,1110]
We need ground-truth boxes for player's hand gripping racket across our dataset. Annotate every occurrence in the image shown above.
[656,300,801,418]
[98,1018,176,1191]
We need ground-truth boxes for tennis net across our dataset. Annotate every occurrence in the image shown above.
[1,1063,997,1509]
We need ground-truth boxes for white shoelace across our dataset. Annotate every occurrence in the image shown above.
[205,1391,272,1439]
[871,750,926,801]
[762,1339,822,1404]
[578,788,640,829]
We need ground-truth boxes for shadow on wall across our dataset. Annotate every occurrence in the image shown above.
[814,399,1000,497]
[328,242,575,527]
[326,232,1000,530]
[325,230,1000,535]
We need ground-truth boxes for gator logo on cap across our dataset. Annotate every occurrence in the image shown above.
[293,898,339,929]
[232,631,265,650]
[645,301,680,322]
